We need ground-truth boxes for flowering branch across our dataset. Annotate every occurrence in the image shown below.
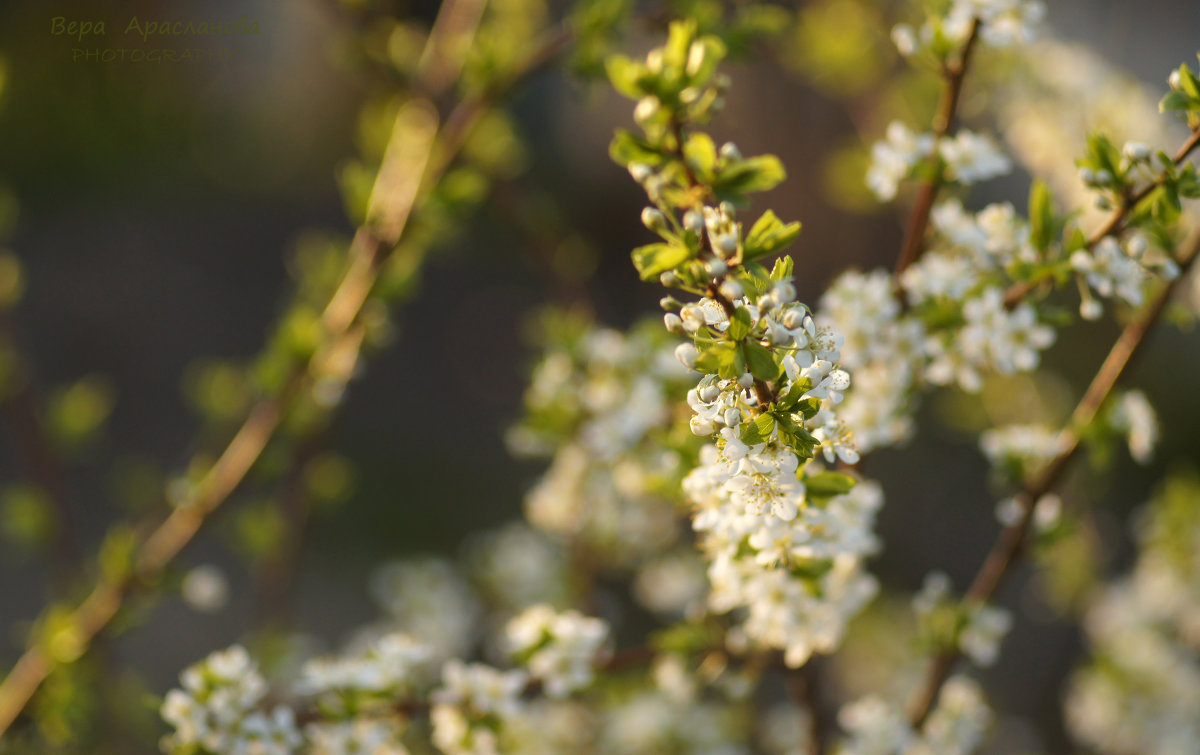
[905,227,1200,727]
[1003,125,1200,306]
[893,19,981,283]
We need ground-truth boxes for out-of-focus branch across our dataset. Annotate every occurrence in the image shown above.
[0,14,579,738]
[905,227,1200,727]
[892,19,981,285]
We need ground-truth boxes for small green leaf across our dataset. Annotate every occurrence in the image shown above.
[684,132,718,182]
[715,155,786,196]
[740,412,776,445]
[1159,90,1197,113]
[728,307,753,341]
[769,255,794,282]
[605,55,646,98]
[694,341,742,378]
[776,377,813,410]
[610,129,663,168]
[744,210,801,261]
[742,340,780,381]
[1028,180,1056,252]
[805,471,857,499]
[631,242,690,280]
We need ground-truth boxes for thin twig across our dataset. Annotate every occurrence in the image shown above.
[905,227,1200,727]
[892,19,981,286]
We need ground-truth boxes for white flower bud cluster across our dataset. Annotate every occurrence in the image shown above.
[913,572,1013,668]
[684,445,883,666]
[1066,481,1200,754]
[296,632,432,699]
[892,0,1044,59]
[160,645,301,755]
[511,322,691,567]
[868,125,1011,202]
[837,675,993,755]
[431,660,530,755]
[979,423,1061,474]
[505,605,609,698]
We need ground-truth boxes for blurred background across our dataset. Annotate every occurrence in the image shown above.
[0,0,1198,751]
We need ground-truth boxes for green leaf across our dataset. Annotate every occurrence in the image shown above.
[776,376,813,410]
[1028,180,1056,252]
[769,255,794,282]
[744,210,802,261]
[728,307,753,341]
[694,341,743,378]
[610,129,663,168]
[1159,90,1197,113]
[714,155,787,196]
[742,340,780,381]
[631,242,689,280]
[740,412,776,445]
[805,471,857,499]
[683,132,717,182]
[605,55,645,98]
[789,557,834,581]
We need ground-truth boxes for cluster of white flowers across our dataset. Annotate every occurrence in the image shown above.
[504,605,609,698]
[867,122,934,201]
[837,676,992,755]
[370,557,482,662]
[1109,390,1160,464]
[913,572,1013,667]
[160,645,301,755]
[1065,478,1200,754]
[510,323,690,567]
[297,632,431,700]
[892,0,1044,58]
[938,131,1012,185]
[979,423,1061,475]
[431,660,529,755]
[685,445,883,666]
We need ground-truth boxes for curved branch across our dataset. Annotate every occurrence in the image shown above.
[905,227,1200,727]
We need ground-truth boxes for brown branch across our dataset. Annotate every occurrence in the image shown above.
[1004,126,1200,307]
[892,19,981,286]
[905,227,1200,728]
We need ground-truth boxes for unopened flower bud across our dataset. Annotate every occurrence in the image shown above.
[706,258,727,278]
[660,270,682,288]
[634,96,660,124]
[675,343,699,369]
[642,207,668,233]
[714,233,738,258]
[1094,169,1113,186]
[771,281,796,305]
[719,142,741,162]
[688,41,709,74]
[1169,69,1182,90]
[1078,167,1096,186]
[1126,235,1148,258]
[646,49,663,73]
[629,163,654,183]
[723,407,741,427]
[781,308,804,330]
[718,280,743,301]
[891,24,917,56]
[664,313,684,334]
[683,210,704,233]
[699,384,721,402]
[757,294,776,312]
[690,415,714,436]
[1123,141,1151,162]
[1079,298,1102,321]
[737,373,755,389]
